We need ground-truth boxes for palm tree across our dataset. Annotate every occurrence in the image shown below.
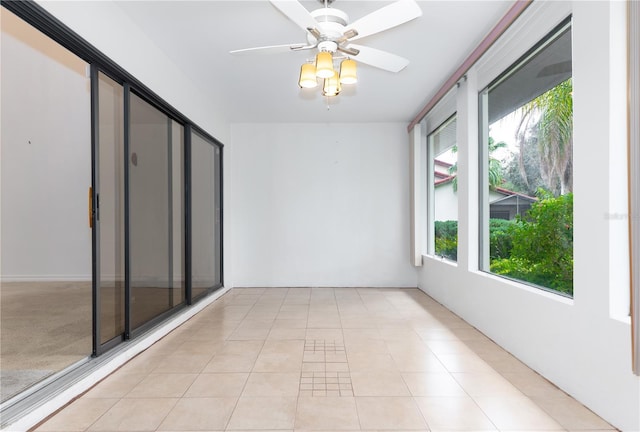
[448,137,506,191]
[514,79,573,196]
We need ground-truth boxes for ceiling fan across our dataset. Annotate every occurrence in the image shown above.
[229,0,422,74]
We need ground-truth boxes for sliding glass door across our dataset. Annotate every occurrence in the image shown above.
[191,130,222,300]
[1,2,223,412]
[92,76,186,351]
[129,93,185,331]
[93,71,126,351]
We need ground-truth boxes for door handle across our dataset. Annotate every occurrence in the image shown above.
[88,187,93,228]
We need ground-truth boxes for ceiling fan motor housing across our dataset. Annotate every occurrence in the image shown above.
[307,7,349,49]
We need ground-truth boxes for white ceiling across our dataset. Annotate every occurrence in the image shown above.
[116,0,514,124]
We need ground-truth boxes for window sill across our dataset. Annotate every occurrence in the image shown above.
[473,270,575,306]
[422,254,458,267]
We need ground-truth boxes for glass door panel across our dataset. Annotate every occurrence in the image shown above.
[191,131,222,299]
[96,71,125,346]
[129,93,184,329]
[1,9,92,399]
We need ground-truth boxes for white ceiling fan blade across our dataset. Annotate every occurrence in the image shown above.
[345,0,422,41]
[269,1,318,33]
[229,43,308,56]
[349,44,410,73]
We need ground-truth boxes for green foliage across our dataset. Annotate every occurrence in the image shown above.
[449,137,506,192]
[514,79,573,196]
[434,219,515,262]
[490,193,573,295]
[434,220,458,260]
[503,132,545,196]
[489,219,515,260]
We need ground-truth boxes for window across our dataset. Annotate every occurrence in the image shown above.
[427,115,458,261]
[479,18,573,296]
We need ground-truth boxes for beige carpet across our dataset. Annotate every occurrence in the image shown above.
[0,281,185,402]
[0,281,92,401]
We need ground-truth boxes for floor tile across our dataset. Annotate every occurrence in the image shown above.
[305,328,344,341]
[157,397,237,430]
[355,396,427,430]
[83,373,146,398]
[235,319,275,330]
[435,353,495,373]
[36,398,118,431]
[116,353,165,374]
[534,395,616,430]
[34,288,614,432]
[414,396,497,431]
[451,372,524,397]
[268,328,307,340]
[347,352,398,371]
[401,372,467,397]
[88,398,178,431]
[391,352,449,373]
[152,353,212,373]
[220,340,265,356]
[227,396,297,430]
[474,394,565,430]
[173,339,224,356]
[184,373,248,397]
[125,373,197,398]
[253,352,304,372]
[261,339,305,355]
[227,327,271,341]
[343,339,389,355]
[203,354,258,373]
[501,369,566,397]
[242,372,301,396]
[277,309,309,320]
[295,396,360,430]
[350,370,411,396]
[272,319,308,329]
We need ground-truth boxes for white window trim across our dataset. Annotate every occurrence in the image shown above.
[629,0,640,376]
[420,88,457,260]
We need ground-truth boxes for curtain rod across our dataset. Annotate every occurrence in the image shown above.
[407,0,533,132]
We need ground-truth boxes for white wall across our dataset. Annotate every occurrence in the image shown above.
[229,123,417,288]
[416,2,640,430]
[35,0,230,144]
[1,9,91,281]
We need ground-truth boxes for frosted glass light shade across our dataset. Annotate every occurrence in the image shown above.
[322,70,341,96]
[339,59,357,84]
[298,63,318,88]
[315,51,334,79]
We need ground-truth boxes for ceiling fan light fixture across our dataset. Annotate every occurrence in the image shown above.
[315,51,335,78]
[339,59,357,84]
[298,63,318,88]
[322,70,341,96]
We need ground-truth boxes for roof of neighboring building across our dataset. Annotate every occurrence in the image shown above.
[433,172,538,202]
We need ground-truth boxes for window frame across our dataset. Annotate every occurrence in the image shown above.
[629,0,640,375]
[477,16,574,297]
[427,114,458,261]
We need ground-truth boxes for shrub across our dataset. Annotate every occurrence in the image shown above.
[434,220,457,260]
[433,219,515,262]
[491,193,573,295]
[489,219,515,260]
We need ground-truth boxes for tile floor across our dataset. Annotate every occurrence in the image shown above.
[34,287,616,432]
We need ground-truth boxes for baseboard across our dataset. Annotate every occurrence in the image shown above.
[0,275,92,283]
